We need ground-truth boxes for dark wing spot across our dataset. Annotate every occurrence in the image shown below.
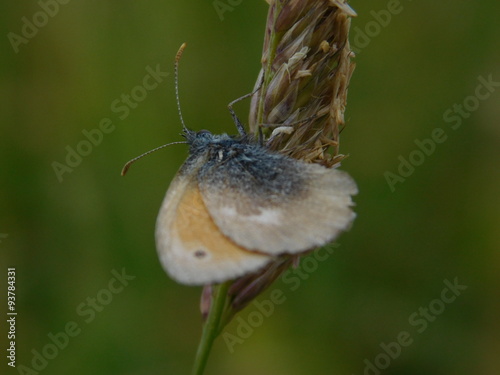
[194,250,207,259]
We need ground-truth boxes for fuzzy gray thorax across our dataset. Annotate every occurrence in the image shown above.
[181,129,307,204]
[184,130,248,158]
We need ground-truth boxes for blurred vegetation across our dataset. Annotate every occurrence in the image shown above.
[1,1,499,374]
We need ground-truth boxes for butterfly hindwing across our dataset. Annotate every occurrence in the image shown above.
[198,142,358,255]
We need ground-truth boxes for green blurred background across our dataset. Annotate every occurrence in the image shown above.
[1,1,499,374]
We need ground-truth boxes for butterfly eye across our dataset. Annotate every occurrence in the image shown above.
[197,130,211,136]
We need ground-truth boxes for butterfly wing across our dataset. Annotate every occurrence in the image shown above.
[198,145,358,255]
[155,155,273,285]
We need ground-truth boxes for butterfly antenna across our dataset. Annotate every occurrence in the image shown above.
[121,141,187,176]
[175,43,189,133]
[122,45,191,177]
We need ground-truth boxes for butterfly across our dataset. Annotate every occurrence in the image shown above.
[123,43,357,285]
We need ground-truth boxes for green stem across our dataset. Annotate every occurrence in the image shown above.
[191,282,231,375]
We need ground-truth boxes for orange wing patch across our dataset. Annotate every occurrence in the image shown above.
[156,180,272,285]
[174,186,263,262]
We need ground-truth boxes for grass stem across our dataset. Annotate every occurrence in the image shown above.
[191,282,230,375]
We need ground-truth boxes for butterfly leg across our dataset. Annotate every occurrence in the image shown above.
[227,75,264,136]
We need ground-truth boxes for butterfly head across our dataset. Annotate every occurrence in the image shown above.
[183,129,243,155]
